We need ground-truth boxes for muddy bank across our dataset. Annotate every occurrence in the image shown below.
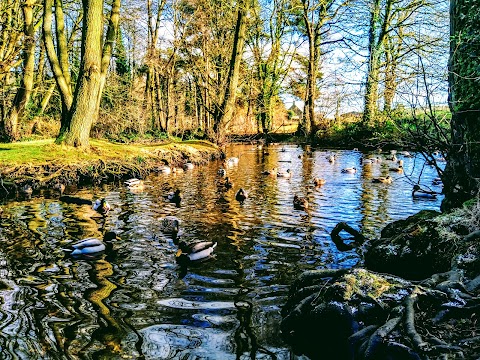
[0,139,221,199]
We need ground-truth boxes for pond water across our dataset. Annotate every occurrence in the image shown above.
[0,144,443,359]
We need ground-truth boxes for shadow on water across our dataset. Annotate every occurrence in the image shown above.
[0,144,443,359]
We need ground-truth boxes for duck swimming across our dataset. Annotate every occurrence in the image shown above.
[412,184,437,199]
[389,165,403,173]
[64,231,119,256]
[372,176,393,184]
[313,178,326,186]
[184,162,195,170]
[277,169,292,178]
[176,240,217,263]
[92,198,112,215]
[235,188,248,203]
[293,195,308,210]
[160,216,181,235]
[262,168,277,176]
[341,167,357,174]
[166,189,182,205]
[223,177,234,190]
[125,178,145,191]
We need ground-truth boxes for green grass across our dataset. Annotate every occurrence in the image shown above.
[0,138,218,167]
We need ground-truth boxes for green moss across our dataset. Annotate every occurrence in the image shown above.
[339,269,395,301]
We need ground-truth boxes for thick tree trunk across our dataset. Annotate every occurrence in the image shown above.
[213,3,247,144]
[56,0,103,147]
[4,0,37,141]
[442,0,480,210]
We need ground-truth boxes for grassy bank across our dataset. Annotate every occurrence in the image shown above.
[0,139,221,194]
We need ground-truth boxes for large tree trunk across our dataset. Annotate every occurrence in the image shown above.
[56,0,103,147]
[4,0,37,141]
[442,0,480,210]
[213,3,247,144]
[54,0,120,147]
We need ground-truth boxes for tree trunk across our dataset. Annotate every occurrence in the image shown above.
[54,0,120,147]
[56,0,104,147]
[442,0,480,210]
[213,3,247,144]
[4,0,37,141]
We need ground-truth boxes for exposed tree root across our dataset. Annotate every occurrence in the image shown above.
[330,222,366,251]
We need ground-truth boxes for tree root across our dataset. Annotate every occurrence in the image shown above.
[404,287,428,351]
[330,222,366,251]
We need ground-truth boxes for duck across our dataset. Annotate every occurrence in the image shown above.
[160,216,181,235]
[92,198,112,215]
[20,184,33,196]
[235,188,248,203]
[223,177,234,190]
[166,189,182,204]
[327,154,336,163]
[53,183,65,195]
[64,231,119,256]
[225,157,239,167]
[372,176,393,184]
[412,184,437,199]
[361,158,373,165]
[341,167,357,174]
[176,240,217,263]
[369,157,382,163]
[432,177,443,186]
[277,169,292,178]
[386,154,397,162]
[293,195,308,210]
[389,165,403,173]
[184,162,195,170]
[125,178,145,191]
[313,178,326,187]
[157,165,172,174]
[217,168,227,177]
[401,151,413,158]
[262,168,277,176]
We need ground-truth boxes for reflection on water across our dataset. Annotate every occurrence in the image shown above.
[0,144,443,359]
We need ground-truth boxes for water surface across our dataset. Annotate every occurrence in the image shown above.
[0,144,443,359]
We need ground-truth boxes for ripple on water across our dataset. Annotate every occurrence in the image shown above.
[140,324,235,360]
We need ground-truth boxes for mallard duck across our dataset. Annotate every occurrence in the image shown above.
[176,240,217,263]
[21,184,33,196]
[389,165,403,173]
[92,198,111,215]
[293,195,308,210]
[158,165,172,174]
[53,183,65,195]
[277,169,292,178]
[225,157,239,167]
[184,162,195,170]
[217,168,227,177]
[65,231,119,256]
[313,178,326,186]
[166,189,181,204]
[262,168,277,176]
[160,216,181,235]
[372,176,393,184]
[235,188,248,203]
[223,177,234,190]
[341,167,357,174]
[412,184,437,199]
[432,177,443,186]
[125,178,145,190]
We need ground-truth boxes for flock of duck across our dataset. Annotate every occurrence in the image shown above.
[58,146,442,265]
